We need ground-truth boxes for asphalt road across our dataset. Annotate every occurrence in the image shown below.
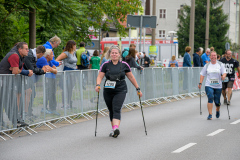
[0,91,240,160]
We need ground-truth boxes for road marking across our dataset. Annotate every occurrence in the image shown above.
[231,119,240,124]
[207,129,225,136]
[172,143,197,153]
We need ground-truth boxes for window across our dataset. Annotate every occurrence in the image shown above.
[177,9,181,19]
[159,30,166,38]
[159,9,166,19]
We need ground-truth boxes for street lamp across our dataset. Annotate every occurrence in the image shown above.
[168,31,177,58]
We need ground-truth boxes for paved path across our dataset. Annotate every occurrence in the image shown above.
[1,91,240,160]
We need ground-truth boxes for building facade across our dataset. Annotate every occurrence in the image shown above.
[147,0,238,43]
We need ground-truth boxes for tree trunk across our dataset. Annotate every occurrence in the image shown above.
[29,8,36,49]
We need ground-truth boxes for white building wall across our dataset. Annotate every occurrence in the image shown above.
[150,0,237,43]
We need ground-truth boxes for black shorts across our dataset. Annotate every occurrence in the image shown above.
[222,81,234,90]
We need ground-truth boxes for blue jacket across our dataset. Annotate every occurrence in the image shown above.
[43,41,59,67]
[193,53,201,67]
[183,52,192,67]
[201,53,210,66]
[168,60,178,67]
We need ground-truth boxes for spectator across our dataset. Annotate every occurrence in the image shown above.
[199,47,204,67]
[201,48,211,66]
[24,45,48,74]
[76,42,90,70]
[183,46,192,67]
[122,43,136,61]
[36,49,59,116]
[217,54,221,61]
[100,47,109,66]
[89,50,101,70]
[210,47,214,52]
[125,48,142,70]
[193,48,202,67]
[56,40,77,70]
[56,40,78,109]
[0,42,33,127]
[168,55,178,67]
[142,52,151,67]
[43,35,62,67]
[23,45,48,120]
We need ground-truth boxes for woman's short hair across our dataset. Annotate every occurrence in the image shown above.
[64,40,76,53]
[210,47,214,52]
[49,35,61,44]
[93,50,99,56]
[105,45,121,60]
[171,55,176,61]
[44,49,52,57]
[185,46,191,52]
[36,45,46,54]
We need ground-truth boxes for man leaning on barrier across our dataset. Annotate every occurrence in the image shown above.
[36,49,59,116]
[23,46,49,122]
[0,42,33,128]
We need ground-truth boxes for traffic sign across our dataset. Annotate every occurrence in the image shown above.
[225,42,230,50]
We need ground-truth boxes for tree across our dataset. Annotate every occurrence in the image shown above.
[177,0,230,56]
[0,0,142,60]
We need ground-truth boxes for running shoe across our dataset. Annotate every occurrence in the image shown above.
[51,110,61,116]
[216,111,220,118]
[17,120,29,128]
[227,101,230,105]
[207,114,212,120]
[113,128,120,138]
[224,99,227,105]
[109,130,114,137]
[41,108,52,114]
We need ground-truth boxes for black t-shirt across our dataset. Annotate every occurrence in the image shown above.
[220,57,239,80]
[100,60,131,93]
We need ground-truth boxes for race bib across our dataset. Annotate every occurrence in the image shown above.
[223,77,229,83]
[210,78,219,85]
[105,80,116,89]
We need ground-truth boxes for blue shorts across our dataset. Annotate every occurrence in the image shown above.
[205,86,222,106]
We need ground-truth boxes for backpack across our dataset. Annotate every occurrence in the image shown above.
[81,50,89,67]
[122,48,129,61]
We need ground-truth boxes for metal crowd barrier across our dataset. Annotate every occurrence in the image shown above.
[0,67,205,140]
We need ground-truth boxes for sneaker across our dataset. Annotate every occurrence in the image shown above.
[41,108,52,114]
[227,101,230,105]
[224,99,227,105]
[17,120,29,128]
[216,111,220,118]
[109,130,114,137]
[51,110,60,116]
[113,128,120,138]
[207,114,212,120]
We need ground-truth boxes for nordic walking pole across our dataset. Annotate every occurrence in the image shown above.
[199,88,202,115]
[95,91,100,137]
[227,103,230,120]
[138,92,147,135]
[199,83,202,115]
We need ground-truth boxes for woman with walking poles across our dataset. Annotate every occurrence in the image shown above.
[198,51,226,120]
[95,45,143,138]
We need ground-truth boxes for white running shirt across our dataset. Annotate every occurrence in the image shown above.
[200,62,226,89]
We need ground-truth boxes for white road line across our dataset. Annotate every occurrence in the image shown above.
[231,119,240,124]
[207,129,225,136]
[172,143,197,153]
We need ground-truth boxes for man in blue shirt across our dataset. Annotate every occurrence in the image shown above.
[201,48,211,66]
[43,35,62,67]
[37,49,59,116]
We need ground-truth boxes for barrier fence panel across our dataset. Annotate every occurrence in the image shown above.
[1,67,207,132]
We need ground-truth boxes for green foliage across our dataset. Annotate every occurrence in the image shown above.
[0,0,142,59]
[177,0,230,56]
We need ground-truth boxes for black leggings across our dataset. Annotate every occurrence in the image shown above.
[103,91,126,121]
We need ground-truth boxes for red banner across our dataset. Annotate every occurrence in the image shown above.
[233,73,240,90]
